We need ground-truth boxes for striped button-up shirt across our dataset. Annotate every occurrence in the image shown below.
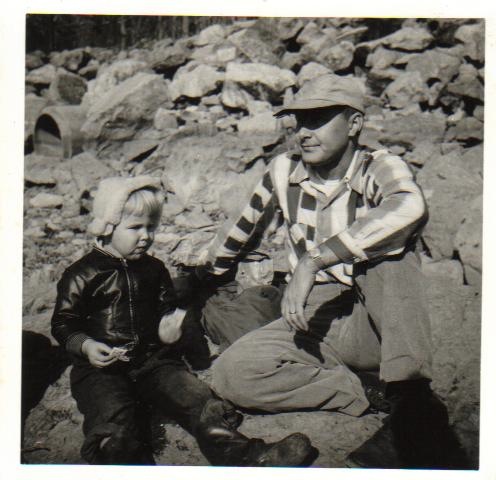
[205,148,428,286]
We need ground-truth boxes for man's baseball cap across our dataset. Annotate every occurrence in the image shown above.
[275,73,365,117]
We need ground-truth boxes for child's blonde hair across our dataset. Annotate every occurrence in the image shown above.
[123,188,163,223]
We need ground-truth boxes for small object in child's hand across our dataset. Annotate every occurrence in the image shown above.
[109,346,131,362]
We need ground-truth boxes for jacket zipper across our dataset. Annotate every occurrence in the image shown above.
[121,258,139,346]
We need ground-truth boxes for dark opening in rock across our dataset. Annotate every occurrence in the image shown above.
[33,106,87,158]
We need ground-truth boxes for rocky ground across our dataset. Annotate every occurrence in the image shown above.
[22,17,483,468]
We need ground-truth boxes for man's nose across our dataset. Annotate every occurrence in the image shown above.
[296,126,312,139]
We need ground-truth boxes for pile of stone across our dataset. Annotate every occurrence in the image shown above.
[23,17,483,466]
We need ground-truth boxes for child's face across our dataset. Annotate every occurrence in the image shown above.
[107,211,158,260]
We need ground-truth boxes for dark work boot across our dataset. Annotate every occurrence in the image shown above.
[195,399,316,467]
[355,371,390,414]
[346,379,469,469]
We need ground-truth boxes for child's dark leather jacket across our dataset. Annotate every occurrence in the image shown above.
[51,246,177,356]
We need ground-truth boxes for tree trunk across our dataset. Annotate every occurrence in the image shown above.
[119,16,127,50]
[182,16,190,37]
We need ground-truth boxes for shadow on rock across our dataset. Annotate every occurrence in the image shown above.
[21,330,71,439]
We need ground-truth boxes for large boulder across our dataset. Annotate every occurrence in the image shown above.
[127,48,153,64]
[81,72,170,143]
[300,28,339,62]
[296,21,323,46]
[427,276,480,465]
[24,153,58,186]
[379,26,434,51]
[276,18,305,41]
[447,63,484,103]
[225,62,296,102]
[421,257,464,285]
[26,51,45,70]
[382,71,429,109]
[78,59,101,80]
[460,144,483,179]
[366,46,403,80]
[416,150,483,260]
[169,62,224,101]
[47,69,88,105]
[445,117,484,143]
[26,64,57,86]
[316,40,355,72]
[174,208,214,230]
[193,24,227,47]
[156,133,269,214]
[22,270,57,317]
[227,21,285,65]
[169,230,216,266]
[190,44,238,67]
[237,112,279,134]
[454,195,482,288]
[449,293,481,465]
[367,108,447,148]
[50,48,91,73]
[454,22,485,63]
[29,192,64,209]
[67,152,114,196]
[81,59,150,111]
[149,40,190,73]
[403,140,441,167]
[405,47,462,86]
[220,81,253,109]
[153,108,179,131]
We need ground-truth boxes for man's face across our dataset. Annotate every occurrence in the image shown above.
[294,107,353,167]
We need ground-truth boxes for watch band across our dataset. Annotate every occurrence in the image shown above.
[307,247,326,270]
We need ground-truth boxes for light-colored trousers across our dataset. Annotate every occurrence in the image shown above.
[211,251,432,417]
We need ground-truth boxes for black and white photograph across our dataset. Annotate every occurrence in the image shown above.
[2,2,495,479]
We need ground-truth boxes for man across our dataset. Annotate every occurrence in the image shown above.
[196,74,465,468]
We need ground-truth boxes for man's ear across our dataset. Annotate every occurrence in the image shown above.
[348,112,364,138]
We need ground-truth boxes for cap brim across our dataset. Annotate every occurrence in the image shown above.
[274,99,358,117]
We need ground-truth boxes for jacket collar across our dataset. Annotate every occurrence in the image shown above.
[92,242,125,261]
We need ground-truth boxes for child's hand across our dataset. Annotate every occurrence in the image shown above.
[81,339,118,368]
[158,309,187,344]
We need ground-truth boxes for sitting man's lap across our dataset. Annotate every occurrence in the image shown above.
[211,250,431,416]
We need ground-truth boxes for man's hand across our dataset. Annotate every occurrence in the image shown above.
[158,308,187,344]
[281,256,319,332]
[81,339,117,368]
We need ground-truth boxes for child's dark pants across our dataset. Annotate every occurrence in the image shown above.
[70,347,213,465]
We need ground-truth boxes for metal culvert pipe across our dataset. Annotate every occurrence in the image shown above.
[33,105,87,158]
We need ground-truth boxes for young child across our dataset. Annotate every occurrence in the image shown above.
[51,175,313,466]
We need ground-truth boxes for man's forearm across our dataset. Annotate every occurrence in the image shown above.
[304,243,341,271]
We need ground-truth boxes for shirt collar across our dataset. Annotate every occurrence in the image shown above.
[289,149,367,194]
[288,158,309,184]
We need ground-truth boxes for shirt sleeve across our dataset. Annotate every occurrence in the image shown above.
[205,167,276,275]
[323,153,428,264]
[51,268,92,356]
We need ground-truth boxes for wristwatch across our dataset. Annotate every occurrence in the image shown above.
[307,246,326,270]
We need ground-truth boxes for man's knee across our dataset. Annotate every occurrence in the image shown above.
[211,343,277,409]
[212,345,250,404]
